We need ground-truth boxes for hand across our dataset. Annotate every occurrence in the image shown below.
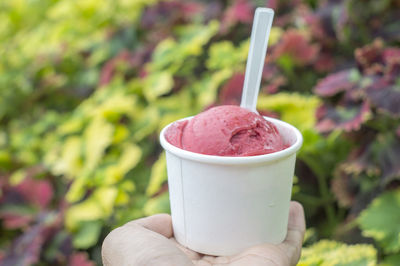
[102,201,305,266]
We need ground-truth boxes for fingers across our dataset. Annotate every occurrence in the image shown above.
[287,201,306,235]
[131,214,174,238]
[279,201,306,266]
[202,201,305,266]
[222,244,289,266]
[102,214,193,266]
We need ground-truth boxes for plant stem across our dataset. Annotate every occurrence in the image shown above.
[293,193,333,206]
[301,154,336,229]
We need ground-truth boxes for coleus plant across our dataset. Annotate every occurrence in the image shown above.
[1,0,399,265]
[0,167,94,265]
[314,39,400,259]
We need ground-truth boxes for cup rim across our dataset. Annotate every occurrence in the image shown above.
[159,116,303,165]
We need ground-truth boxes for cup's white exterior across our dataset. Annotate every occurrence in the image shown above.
[160,116,302,256]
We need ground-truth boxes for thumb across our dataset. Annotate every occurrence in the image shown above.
[102,214,193,266]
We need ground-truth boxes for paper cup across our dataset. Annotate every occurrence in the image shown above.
[159,116,302,256]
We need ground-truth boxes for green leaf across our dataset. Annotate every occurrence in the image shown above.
[9,169,26,186]
[143,71,174,102]
[57,118,84,135]
[381,253,400,266]
[257,92,320,131]
[299,240,377,266]
[257,93,322,152]
[358,189,400,253]
[132,106,160,141]
[143,192,170,216]
[48,136,82,177]
[269,27,283,46]
[104,143,142,184]
[115,180,136,206]
[66,186,117,230]
[206,39,248,71]
[66,174,88,203]
[148,38,178,72]
[277,54,295,73]
[84,117,114,173]
[65,197,104,231]
[174,20,219,56]
[146,152,167,196]
[206,41,236,70]
[72,220,102,249]
[193,69,233,108]
[96,92,138,121]
[148,20,219,74]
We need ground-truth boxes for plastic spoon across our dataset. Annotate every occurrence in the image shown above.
[240,8,274,112]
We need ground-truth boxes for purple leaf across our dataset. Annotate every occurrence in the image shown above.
[316,101,371,133]
[314,70,355,97]
[1,223,45,265]
[365,78,400,117]
[374,134,400,185]
[262,65,287,94]
[1,212,62,266]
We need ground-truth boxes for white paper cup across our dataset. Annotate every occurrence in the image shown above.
[159,116,302,256]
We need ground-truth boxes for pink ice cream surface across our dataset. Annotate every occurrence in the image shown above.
[164,105,287,156]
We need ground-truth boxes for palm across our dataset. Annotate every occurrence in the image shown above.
[102,202,305,266]
[170,235,300,266]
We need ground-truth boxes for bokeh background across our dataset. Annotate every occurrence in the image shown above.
[0,0,399,265]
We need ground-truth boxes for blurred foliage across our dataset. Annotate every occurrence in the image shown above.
[0,0,399,265]
[299,240,377,266]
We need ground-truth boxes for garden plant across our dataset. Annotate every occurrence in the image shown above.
[0,0,399,265]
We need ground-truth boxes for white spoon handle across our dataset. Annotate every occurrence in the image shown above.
[240,8,274,112]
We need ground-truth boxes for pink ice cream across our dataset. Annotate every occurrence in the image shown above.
[165,105,286,156]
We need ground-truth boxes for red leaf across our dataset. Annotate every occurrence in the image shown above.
[265,0,278,10]
[262,65,286,93]
[382,47,400,64]
[355,39,385,75]
[99,48,153,86]
[316,101,371,133]
[218,73,244,105]
[1,213,33,229]
[17,177,53,209]
[383,48,400,83]
[69,252,95,266]
[314,70,354,97]
[313,53,335,72]
[258,110,280,119]
[272,29,320,66]
[221,0,254,32]
[99,50,132,86]
[230,0,253,23]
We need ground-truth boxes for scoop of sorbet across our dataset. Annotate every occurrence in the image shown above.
[164,105,286,156]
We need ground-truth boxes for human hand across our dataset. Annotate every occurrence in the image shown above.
[102,201,305,266]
